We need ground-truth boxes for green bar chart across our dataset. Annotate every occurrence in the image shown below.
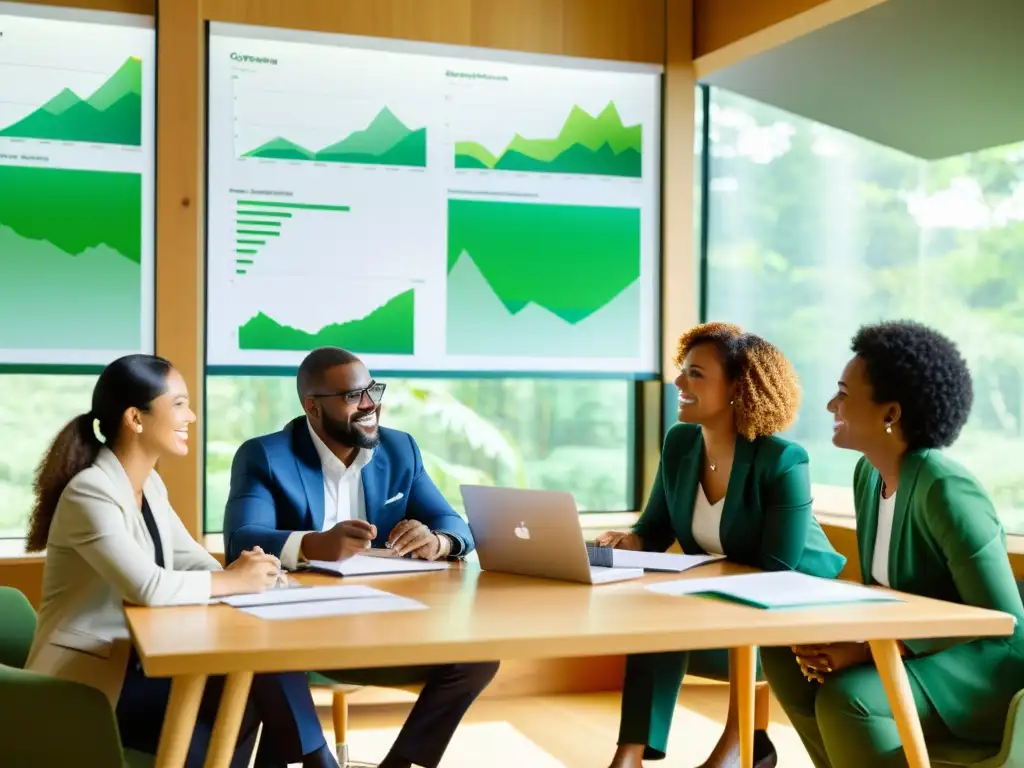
[232,199,350,274]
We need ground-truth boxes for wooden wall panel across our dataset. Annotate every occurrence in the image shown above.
[0,558,45,609]
[661,0,696,377]
[154,0,206,537]
[203,0,664,62]
[468,0,563,55]
[558,0,665,63]
[204,0,472,45]
[4,0,153,13]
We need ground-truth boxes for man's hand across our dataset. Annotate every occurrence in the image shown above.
[300,519,377,562]
[792,642,871,683]
[594,530,643,550]
[388,519,444,560]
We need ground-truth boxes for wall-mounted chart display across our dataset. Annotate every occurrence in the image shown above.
[206,24,660,375]
[0,2,155,366]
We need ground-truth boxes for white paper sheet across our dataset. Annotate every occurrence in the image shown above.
[610,551,724,573]
[306,555,450,577]
[219,585,386,608]
[646,571,903,609]
[239,595,427,620]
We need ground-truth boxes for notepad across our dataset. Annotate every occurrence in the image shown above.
[219,584,384,608]
[239,595,427,621]
[304,555,450,577]
[646,571,903,609]
[586,545,724,573]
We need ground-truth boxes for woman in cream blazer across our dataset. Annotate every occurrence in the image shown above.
[25,354,337,768]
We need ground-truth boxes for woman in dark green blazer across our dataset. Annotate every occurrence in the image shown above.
[597,322,845,768]
[761,320,1024,768]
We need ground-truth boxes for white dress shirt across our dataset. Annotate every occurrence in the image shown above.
[279,420,374,570]
[692,484,725,556]
[871,489,897,587]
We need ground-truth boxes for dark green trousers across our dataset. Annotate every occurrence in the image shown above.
[619,649,763,760]
[760,646,951,768]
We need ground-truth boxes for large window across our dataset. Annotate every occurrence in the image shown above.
[204,376,636,532]
[706,88,1024,531]
[0,374,98,538]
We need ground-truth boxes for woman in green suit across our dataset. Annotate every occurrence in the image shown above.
[761,320,1024,768]
[597,322,846,768]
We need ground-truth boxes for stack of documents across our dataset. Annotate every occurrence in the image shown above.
[220,584,427,620]
[586,546,724,573]
[646,571,903,609]
[303,554,450,577]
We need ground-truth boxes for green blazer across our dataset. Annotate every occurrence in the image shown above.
[633,423,845,579]
[854,450,1024,742]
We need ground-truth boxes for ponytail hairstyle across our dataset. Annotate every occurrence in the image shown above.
[26,354,174,552]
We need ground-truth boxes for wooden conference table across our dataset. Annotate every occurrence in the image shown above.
[125,561,1015,768]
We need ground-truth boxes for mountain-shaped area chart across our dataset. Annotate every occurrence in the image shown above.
[0,165,142,351]
[446,199,641,358]
[454,102,641,179]
[242,107,427,168]
[0,57,143,146]
[238,288,415,354]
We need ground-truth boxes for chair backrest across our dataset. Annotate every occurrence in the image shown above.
[0,587,37,669]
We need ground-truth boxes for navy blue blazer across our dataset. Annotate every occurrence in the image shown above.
[223,417,473,562]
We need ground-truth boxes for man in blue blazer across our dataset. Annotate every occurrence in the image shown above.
[224,347,498,768]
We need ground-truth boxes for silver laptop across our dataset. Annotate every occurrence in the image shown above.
[460,485,643,585]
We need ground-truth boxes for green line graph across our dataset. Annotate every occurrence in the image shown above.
[232,199,349,273]
[446,199,641,358]
[238,289,415,354]
[0,57,143,146]
[455,102,641,179]
[242,107,426,168]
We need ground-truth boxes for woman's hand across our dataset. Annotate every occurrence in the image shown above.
[594,531,643,550]
[212,546,282,596]
[792,642,871,683]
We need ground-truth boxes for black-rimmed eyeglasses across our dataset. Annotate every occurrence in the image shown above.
[310,381,386,406]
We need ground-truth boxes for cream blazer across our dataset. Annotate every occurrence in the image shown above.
[26,448,220,705]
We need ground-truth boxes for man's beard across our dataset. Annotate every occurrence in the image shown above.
[322,408,380,450]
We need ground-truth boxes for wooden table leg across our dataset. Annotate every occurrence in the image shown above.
[732,646,757,768]
[869,639,929,768]
[155,674,207,768]
[203,671,254,768]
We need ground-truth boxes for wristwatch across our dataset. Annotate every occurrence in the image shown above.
[433,531,457,559]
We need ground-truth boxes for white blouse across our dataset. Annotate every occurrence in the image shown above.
[871,489,897,587]
[692,484,725,555]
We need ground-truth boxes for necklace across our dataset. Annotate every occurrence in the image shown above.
[708,457,717,472]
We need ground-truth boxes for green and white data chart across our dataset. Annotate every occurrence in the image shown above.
[0,2,155,366]
[206,23,661,374]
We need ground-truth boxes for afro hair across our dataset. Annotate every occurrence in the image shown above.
[851,320,973,450]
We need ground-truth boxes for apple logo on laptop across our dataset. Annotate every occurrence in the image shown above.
[514,521,531,540]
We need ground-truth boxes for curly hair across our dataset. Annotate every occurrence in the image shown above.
[851,320,973,450]
[675,321,801,440]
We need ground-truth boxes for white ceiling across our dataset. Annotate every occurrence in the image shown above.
[701,0,1024,159]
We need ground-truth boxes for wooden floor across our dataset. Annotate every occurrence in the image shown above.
[323,683,815,767]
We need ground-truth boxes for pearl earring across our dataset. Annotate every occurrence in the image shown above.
[136,424,143,434]
[885,423,892,434]
[729,399,735,405]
